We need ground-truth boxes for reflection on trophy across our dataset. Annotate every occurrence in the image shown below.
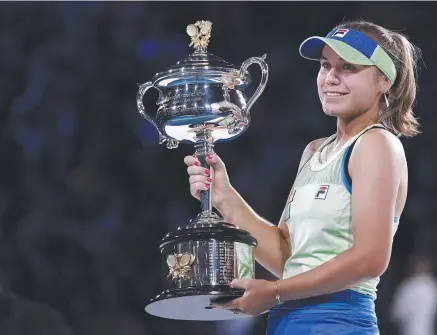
[137,20,268,321]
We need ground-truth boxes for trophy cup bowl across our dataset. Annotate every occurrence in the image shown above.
[138,20,268,321]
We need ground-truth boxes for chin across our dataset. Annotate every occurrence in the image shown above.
[322,106,345,117]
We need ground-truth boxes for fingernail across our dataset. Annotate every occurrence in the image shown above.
[228,282,233,287]
[204,169,210,175]
[194,161,200,166]
[207,155,213,159]
[206,177,212,182]
[205,183,210,188]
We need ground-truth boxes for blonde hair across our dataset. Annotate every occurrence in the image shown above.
[335,20,422,137]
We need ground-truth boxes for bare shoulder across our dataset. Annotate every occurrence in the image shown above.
[308,137,329,153]
[350,128,408,190]
[354,128,406,162]
[298,137,328,170]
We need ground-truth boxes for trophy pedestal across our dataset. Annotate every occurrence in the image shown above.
[145,221,257,321]
[145,286,250,320]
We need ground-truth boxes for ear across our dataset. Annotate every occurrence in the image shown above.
[379,74,392,94]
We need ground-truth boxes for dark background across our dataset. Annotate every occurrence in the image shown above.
[0,1,435,334]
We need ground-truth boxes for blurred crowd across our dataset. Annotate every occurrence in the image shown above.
[0,2,436,334]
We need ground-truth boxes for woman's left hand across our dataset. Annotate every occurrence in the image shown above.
[213,279,278,316]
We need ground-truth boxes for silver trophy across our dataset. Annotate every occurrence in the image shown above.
[138,20,268,321]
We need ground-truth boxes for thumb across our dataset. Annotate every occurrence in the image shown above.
[206,154,226,172]
[230,278,252,290]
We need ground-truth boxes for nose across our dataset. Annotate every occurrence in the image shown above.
[325,68,341,85]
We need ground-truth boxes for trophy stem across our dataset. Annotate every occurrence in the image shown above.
[194,130,215,215]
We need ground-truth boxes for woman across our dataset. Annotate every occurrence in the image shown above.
[184,19,421,334]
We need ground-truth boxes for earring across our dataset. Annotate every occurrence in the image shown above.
[384,93,390,108]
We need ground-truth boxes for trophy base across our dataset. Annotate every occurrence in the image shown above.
[145,286,251,321]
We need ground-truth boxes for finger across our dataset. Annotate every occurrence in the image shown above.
[230,278,252,290]
[190,182,210,197]
[187,165,210,177]
[205,154,226,172]
[189,175,212,185]
[184,155,199,167]
[212,297,242,310]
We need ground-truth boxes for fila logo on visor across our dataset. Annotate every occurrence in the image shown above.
[332,29,349,38]
[315,185,329,200]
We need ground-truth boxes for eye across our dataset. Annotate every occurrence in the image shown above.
[343,63,355,71]
[320,62,330,70]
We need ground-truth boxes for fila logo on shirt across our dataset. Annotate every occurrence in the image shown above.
[315,185,330,200]
[332,29,349,38]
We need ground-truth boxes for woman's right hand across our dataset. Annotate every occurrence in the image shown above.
[184,154,233,212]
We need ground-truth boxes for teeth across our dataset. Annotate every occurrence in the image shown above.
[325,92,344,96]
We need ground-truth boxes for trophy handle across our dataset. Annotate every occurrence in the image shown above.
[239,54,269,124]
[137,82,179,149]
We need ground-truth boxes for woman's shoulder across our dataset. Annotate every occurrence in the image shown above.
[356,127,405,157]
[351,128,407,174]
[304,137,330,157]
[297,137,330,171]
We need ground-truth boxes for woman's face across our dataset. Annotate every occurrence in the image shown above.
[317,45,389,120]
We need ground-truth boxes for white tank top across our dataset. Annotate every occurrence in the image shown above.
[282,124,400,300]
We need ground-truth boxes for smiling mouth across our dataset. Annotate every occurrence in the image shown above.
[324,92,348,97]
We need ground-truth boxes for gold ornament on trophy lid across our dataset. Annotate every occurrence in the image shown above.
[187,20,213,50]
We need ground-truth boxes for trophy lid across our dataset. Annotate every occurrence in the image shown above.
[152,20,251,88]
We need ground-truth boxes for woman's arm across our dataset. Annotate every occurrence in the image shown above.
[219,138,327,278]
[277,130,406,301]
[219,189,287,278]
